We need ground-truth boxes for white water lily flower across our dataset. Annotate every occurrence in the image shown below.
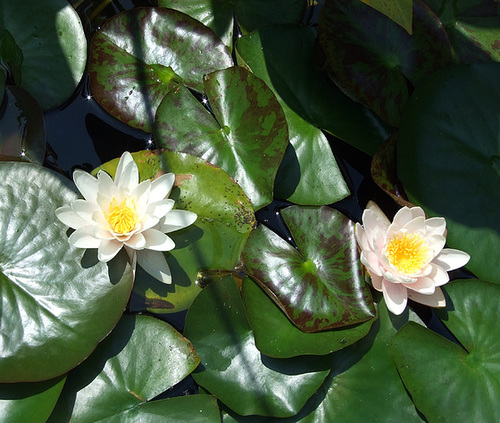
[355,202,470,315]
[55,151,197,284]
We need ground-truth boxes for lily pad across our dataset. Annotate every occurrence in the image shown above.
[89,7,233,132]
[95,149,255,313]
[392,279,500,422]
[361,0,413,34]
[184,274,332,417]
[242,206,375,332]
[50,314,213,422]
[0,376,65,423]
[397,63,499,284]
[0,162,134,382]
[318,0,452,126]
[242,276,376,358]
[0,0,87,109]
[236,29,351,204]
[0,85,45,163]
[155,66,288,210]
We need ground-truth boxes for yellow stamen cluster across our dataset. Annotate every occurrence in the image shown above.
[105,197,139,234]
[385,232,430,274]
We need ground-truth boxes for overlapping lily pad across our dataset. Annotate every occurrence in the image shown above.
[89,7,233,132]
[50,314,217,422]
[397,63,499,283]
[184,275,332,418]
[236,29,352,204]
[392,279,500,422]
[155,66,288,210]
[361,0,413,34]
[242,276,376,358]
[0,0,87,109]
[0,162,134,382]
[319,0,453,126]
[95,149,255,313]
[242,206,375,333]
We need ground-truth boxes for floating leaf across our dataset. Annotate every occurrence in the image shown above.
[319,0,452,126]
[242,276,376,358]
[236,29,351,204]
[155,66,288,210]
[95,149,255,313]
[361,0,413,34]
[0,0,87,109]
[0,376,65,423]
[393,279,500,422]
[397,63,499,283]
[0,162,134,382]
[242,206,375,333]
[50,315,212,422]
[89,7,233,132]
[184,275,332,418]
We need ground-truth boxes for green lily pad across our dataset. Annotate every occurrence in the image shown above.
[50,314,211,422]
[155,66,288,210]
[0,85,45,163]
[318,0,452,126]
[0,162,134,382]
[184,275,333,418]
[242,206,375,332]
[361,0,413,34]
[242,276,376,358]
[0,376,65,423]
[426,0,500,63]
[95,149,255,313]
[397,63,499,284]
[89,7,233,132]
[236,29,351,204]
[392,279,500,422]
[0,0,87,109]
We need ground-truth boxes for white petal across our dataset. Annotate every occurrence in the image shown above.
[147,199,175,219]
[98,239,123,262]
[159,210,197,233]
[95,225,115,240]
[55,206,88,229]
[360,250,383,276]
[355,223,370,251]
[115,152,139,191]
[96,170,116,197]
[72,199,100,221]
[403,276,435,294]
[371,274,384,291]
[142,229,175,251]
[139,214,161,232]
[69,226,101,249]
[137,250,172,284]
[407,287,446,308]
[382,279,408,315]
[362,207,389,248]
[383,267,417,284]
[150,173,175,202]
[427,263,449,287]
[132,180,151,208]
[124,232,147,250]
[426,234,446,258]
[433,249,470,271]
[73,169,98,202]
[425,217,446,237]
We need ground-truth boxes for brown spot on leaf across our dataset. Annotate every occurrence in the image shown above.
[175,174,192,186]
[492,40,500,51]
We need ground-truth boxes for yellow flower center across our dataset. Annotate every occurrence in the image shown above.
[385,232,430,274]
[105,197,139,234]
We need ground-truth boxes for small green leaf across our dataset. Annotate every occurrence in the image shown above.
[184,275,332,417]
[242,206,375,332]
[155,66,288,210]
[0,162,134,382]
[89,7,232,132]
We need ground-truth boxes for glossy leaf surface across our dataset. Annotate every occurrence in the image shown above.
[156,66,288,210]
[393,279,500,422]
[0,162,134,382]
[0,376,65,423]
[319,0,452,126]
[242,206,375,332]
[89,7,233,132]
[51,315,206,422]
[243,276,376,358]
[236,29,351,204]
[397,63,499,283]
[184,275,332,417]
[95,149,255,313]
[0,0,86,109]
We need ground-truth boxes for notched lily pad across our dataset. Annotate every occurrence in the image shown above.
[89,6,233,132]
[242,205,375,333]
